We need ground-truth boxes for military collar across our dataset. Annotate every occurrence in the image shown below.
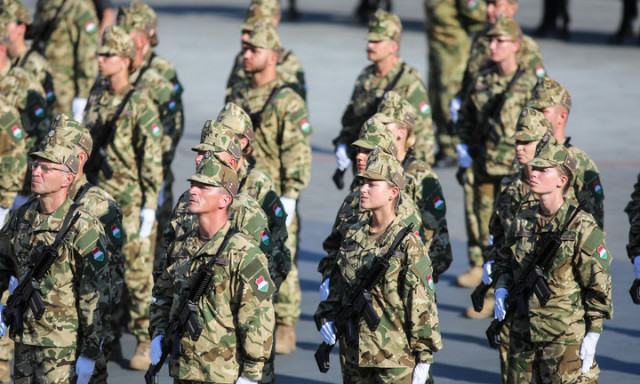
[534,199,572,232]
[32,198,74,232]
[0,62,10,78]
[69,174,90,199]
[194,220,233,258]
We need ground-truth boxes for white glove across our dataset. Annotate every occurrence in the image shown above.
[8,276,17,295]
[75,356,96,384]
[235,377,258,384]
[11,194,29,210]
[0,304,6,338]
[449,97,462,123]
[139,208,156,238]
[72,97,88,123]
[151,335,164,365]
[412,362,431,384]
[482,260,495,285]
[0,207,8,226]
[494,288,508,321]
[319,278,330,301]
[579,332,600,373]
[456,144,472,168]
[335,144,352,171]
[279,196,296,227]
[634,256,640,280]
[320,321,336,345]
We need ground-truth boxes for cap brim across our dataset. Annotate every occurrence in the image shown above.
[97,45,118,55]
[512,132,541,141]
[30,150,60,164]
[187,173,221,187]
[527,158,555,168]
[366,32,387,42]
[351,139,375,150]
[357,170,387,182]
[191,143,220,152]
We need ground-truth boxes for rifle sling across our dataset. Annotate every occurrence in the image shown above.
[94,89,136,154]
[486,66,525,136]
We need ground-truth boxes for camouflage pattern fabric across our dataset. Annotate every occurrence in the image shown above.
[625,173,640,259]
[150,220,275,382]
[0,94,27,208]
[14,343,77,383]
[563,140,604,229]
[10,48,57,117]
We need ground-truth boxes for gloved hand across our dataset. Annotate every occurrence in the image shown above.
[0,207,9,226]
[157,181,165,206]
[279,196,296,227]
[320,321,336,345]
[482,260,495,285]
[8,276,18,295]
[487,234,494,246]
[0,304,6,338]
[75,356,96,384]
[72,97,88,123]
[579,332,600,373]
[11,194,29,210]
[455,144,472,168]
[235,377,258,384]
[494,288,508,321]
[151,334,164,365]
[139,208,156,238]
[455,166,468,186]
[634,256,640,279]
[449,97,462,123]
[335,144,351,171]
[319,278,330,301]
[411,362,431,384]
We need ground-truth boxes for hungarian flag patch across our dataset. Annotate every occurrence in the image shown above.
[467,0,477,9]
[33,105,44,117]
[597,245,607,259]
[111,224,121,239]
[419,102,430,114]
[152,123,161,136]
[92,247,104,261]
[593,181,602,194]
[261,230,269,245]
[256,276,269,292]
[300,119,310,132]
[536,66,546,78]
[85,21,96,33]
[427,275,434,289]
[168,100,176,110]
[273,204,283,217]
[433,196,444,210]
[11,126,22,138]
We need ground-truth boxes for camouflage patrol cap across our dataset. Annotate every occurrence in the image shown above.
[246,21,281,50]
[0,23,10,45]
[375,92,417,128]
[241,3,273,32]
[31,134,81,174]
[1,0,31,25]
[98,26,137,61]
[352,116,398,157]
[512,108,553,142]
[50,113,94,156]
[486,15,522,41]
[216,103,255,142]
[367,9,402,42]
[358,147,405,190]
[188,156,239,196]
[528,143,577,175]
[528,77,572,112]
[192,120,242,161]
[116,3,156,35]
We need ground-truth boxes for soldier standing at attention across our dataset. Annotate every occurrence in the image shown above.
[316,149,441,384]
[227,22,311,355]
[625,173,640,302]
[82,25,163,370]
[454,16,538,288]
[0,138,111,384]
[150,157,275,384]
[335,9,435,167]
[492,143,612,383]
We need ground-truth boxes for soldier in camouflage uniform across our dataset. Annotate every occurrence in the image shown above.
[226,0,307,100]
[335,9,435,166]
[316,149,442,384]
[454,16,539,288]
[492,143,612,384]
[625,173,640,299]
[31,0,99,118]
[424,0,486,166]
[82,26,163,370]
[150,157,275,384]
[226,22,311,355]
[0,139,111,384]
[526,77,604,229]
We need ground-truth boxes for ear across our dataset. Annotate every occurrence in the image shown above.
[61,172,75,188]
[390,186,400,200]
[77,151,88,164]
[239,137,249,150]
[220,193,233,209]
[390,40,399,54]
[558,174,568,189]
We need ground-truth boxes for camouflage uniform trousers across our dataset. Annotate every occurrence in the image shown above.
[274,212,301,327]
[0,291,12,362]
[464,165,501,267]
[154,168,175,263]
[14,343,76,384]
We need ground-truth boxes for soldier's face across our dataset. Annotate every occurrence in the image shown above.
[487,0,518,24]
[366,39,398,63]
[30,160,70,195]
[515,140,539,165]
[97,52,126,77]
[489,35,519,63]
[188,182,224,214]
[355,147,372,173]
[6,22,24,43]
[529,166,567,195]
[360,179,396,210]
[243,46,271,74]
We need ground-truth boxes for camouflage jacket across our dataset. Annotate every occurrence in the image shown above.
[336,59,435,163]
[563,138,604,229]
[456,67,538,177]
[626,173,640,259]
[226,48,307,101]
[11,48,56,114]
[33,0,99,98]
[83,83,163,210]
[424,0,486,40]
[494,200,613,343]
[148,51,184,102]
[0,95,27,208]
[403,153,452,279]
[316,215,442,366]
[227,75,312,200]
[0,197,111,359]
[150,220,275,382]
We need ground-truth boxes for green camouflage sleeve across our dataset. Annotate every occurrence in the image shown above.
[570,147,604,229]
[134,96,164,209]
[279,50,307,101]
[454,77,480,147]
[400,69,435,163]
[494,219,518,291]
[225,53,244,99]
[318,192,359,280]
[0,106,27,207]
[457,0,487,34]
[71,1,99,98]
[625,173,640,259]
[337,74,366,147]
[231,195,273,255]
[259,190,291,289]
[149,264,173,338]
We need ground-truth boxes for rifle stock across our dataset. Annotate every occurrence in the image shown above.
[470,282,490,312]
[630,279,640,305]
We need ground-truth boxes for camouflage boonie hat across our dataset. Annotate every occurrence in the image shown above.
[528,77,572,112]
[98,26,137,61]
[367,9,402,42]
[352,116,398,157]
[486,15,522,41]
[31,133,81,174]
[528,143,577,174]
[188,156,239,196]
[216,103,255,142]
[512,108,553,142]
[241,3,273,31]
[192,120,242,161]
[0,23,10,45]
[116,2,156,35]
[50,113,93,156]
[358,148,405,190]
[1,0,31,25]
[375,92,417,128]
[246,21,280,50]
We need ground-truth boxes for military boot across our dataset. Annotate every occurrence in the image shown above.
[465,296,495,319]
[455,266,483,288]
[0,360,9,383]
[129,341,151,370]
[109,338,123,361]
[275,325,296,355]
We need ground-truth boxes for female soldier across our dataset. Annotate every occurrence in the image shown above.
[315,149,441,384]
[492,143,612,383]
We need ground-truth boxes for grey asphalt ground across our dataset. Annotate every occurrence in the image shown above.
[21,0,640,382]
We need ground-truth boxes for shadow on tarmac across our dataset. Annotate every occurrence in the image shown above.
[596,355,640,376]
[434,362,500,383]
[441,331,492,349]
[275,373,336,384]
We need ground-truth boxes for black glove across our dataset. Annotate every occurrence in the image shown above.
[332,168,345,190]
[456,166,468,186]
